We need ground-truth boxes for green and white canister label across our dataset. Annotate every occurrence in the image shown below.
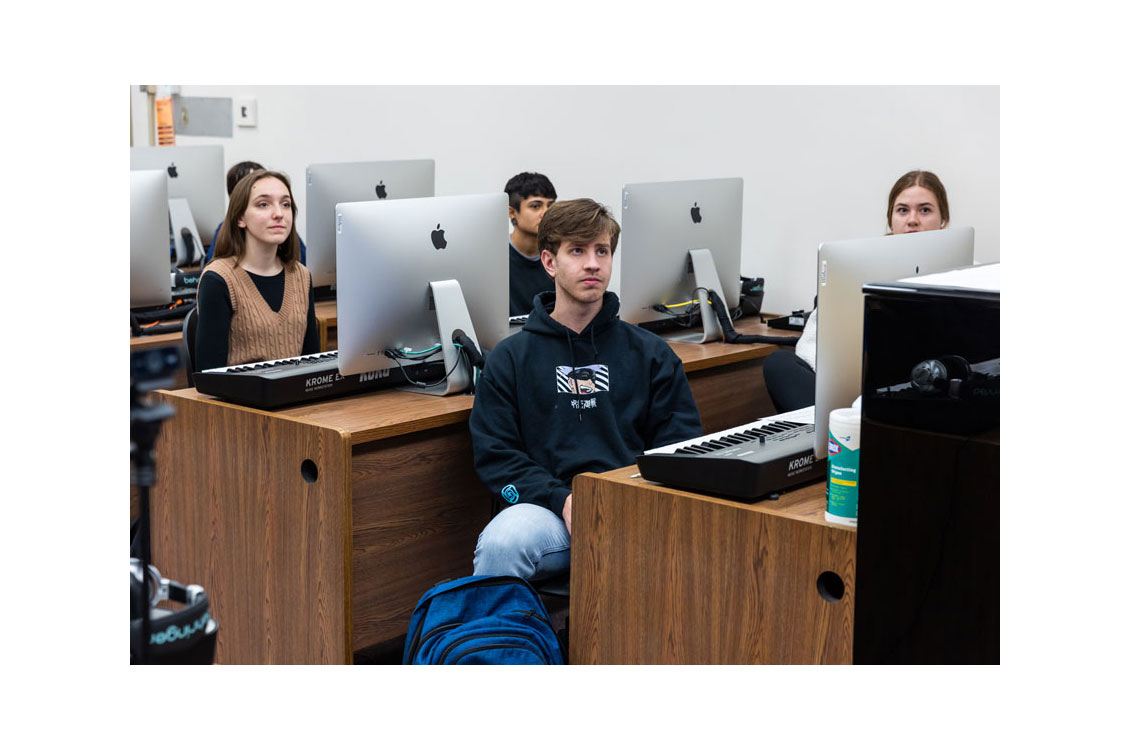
[826,407,861,526]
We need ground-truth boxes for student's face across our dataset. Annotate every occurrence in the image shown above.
[542,233,613,307]
[509,195,555,235]
[890,185,945,234]
[238,177,293,247]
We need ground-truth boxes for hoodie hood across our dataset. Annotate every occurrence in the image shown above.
[523,291,620,340]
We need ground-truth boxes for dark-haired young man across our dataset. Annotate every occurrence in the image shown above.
[505,171,557,316]
[206,161,307,265]
[469,199,702,581]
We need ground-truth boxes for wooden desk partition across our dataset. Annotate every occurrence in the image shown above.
[667,326,778,434]
[569,467,856,664]
[146,317,785,663]
[151,388,490,664]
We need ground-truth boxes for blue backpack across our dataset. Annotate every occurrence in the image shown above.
[402,575,565,665]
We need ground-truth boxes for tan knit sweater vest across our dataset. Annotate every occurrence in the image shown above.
[205,257,311,366]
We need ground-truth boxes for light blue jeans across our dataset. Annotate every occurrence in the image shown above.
[473,503,571,581]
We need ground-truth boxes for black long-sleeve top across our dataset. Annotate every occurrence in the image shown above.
[195,270,319,371]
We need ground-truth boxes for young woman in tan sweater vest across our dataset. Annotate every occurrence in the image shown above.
[196,169,319,371]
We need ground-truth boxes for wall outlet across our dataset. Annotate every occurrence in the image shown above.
[236,97,258,127]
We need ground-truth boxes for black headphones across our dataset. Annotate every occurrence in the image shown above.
[130,559,217,664]
[911,355,971,396]
[910,355,999,402]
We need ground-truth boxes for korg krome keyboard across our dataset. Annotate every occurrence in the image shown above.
[193,350,446,409]
[635,408,825,501]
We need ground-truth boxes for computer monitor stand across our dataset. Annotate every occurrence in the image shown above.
[661,248,726,344]
[398,279,480,397]
[169,198,203,267]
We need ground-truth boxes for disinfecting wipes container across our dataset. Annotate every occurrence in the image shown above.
[825,407,861,526]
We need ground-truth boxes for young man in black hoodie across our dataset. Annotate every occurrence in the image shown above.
[505,172,557,316]
[469,198,702,581]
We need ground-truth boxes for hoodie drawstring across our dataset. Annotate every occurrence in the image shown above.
[566,331,581,422]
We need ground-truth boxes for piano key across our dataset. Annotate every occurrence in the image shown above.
[644,410,817,456]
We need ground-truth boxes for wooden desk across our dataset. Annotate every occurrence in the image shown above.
[569,467,856,664]
[146,317,784,663]
[151,387,488,663]
[664,319,780,434]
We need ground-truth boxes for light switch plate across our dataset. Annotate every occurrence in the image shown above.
[236,97,258,127]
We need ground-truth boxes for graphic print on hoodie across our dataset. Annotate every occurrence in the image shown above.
[556,364,609,395]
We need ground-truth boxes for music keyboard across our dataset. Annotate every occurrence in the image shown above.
[635,407,825,501]
[193,350,446,409]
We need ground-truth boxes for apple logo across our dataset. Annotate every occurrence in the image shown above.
[690,202,702,223]
[431,223,447,250]
[168,163,179,178]
[375,181,387,199]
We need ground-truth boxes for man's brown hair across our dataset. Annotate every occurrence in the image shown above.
[538,198,621,255]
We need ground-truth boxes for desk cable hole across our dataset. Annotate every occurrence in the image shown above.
[816,571,844,602]
[301,459,319,484]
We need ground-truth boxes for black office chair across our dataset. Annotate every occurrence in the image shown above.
[181,306,199,387]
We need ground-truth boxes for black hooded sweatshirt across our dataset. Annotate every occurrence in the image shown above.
[469,291,702,519]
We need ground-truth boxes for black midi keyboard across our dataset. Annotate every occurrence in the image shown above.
[193,350,446,409]
[635,411,825,501]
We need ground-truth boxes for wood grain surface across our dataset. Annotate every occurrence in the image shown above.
[687,359,774,435]
[570,466,856,664]
[151,393,353,664]
[349,423,490,648]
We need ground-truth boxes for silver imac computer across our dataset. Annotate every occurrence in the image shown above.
[305,159,436,293]
[619,177,744,343]
[130,170,172,308]
[335,193,509,396]
[812,226,975,459]
[130,145,224,264]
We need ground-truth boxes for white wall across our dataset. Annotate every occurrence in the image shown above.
[137,85,999,314]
